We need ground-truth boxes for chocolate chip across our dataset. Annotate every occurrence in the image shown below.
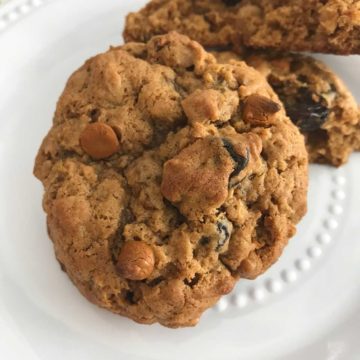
[222,139,250,177]
[222,0,241,6]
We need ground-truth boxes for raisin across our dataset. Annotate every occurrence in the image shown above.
[222,0,241,6]
[147,276,165,287]
[276,87,329,132]
[200,236,211,246]
[59,261,67,273]
[222,139,250,177]
[297,75,309,84]
[184,273,201,288]
[121,290,137,304]
[88,108,101,122]
[216,216,233,251]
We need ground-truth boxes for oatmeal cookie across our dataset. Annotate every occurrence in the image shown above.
[124,0,360,55]
[34,32,308,328]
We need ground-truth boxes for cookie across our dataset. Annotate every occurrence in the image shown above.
[124,0,360,55]
[34,32,308,328]
[215,50,360,166]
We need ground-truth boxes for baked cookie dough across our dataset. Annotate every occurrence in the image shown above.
[34,32,308,328]
[215,50,360,166]
[124,0,360,55]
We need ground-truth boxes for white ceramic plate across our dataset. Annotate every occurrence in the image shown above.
[0,0,359,359]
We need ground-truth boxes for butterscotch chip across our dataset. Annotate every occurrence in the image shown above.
[80,122,119,160]
[116,241,155,281]
[243,94,281,125]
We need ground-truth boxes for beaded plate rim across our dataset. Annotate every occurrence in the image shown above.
[0,0,48,32]
[213,169,348,312]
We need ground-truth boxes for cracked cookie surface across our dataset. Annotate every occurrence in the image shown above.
[34,32,308,328]
[124,0,360,55]
[215,50,360,166]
